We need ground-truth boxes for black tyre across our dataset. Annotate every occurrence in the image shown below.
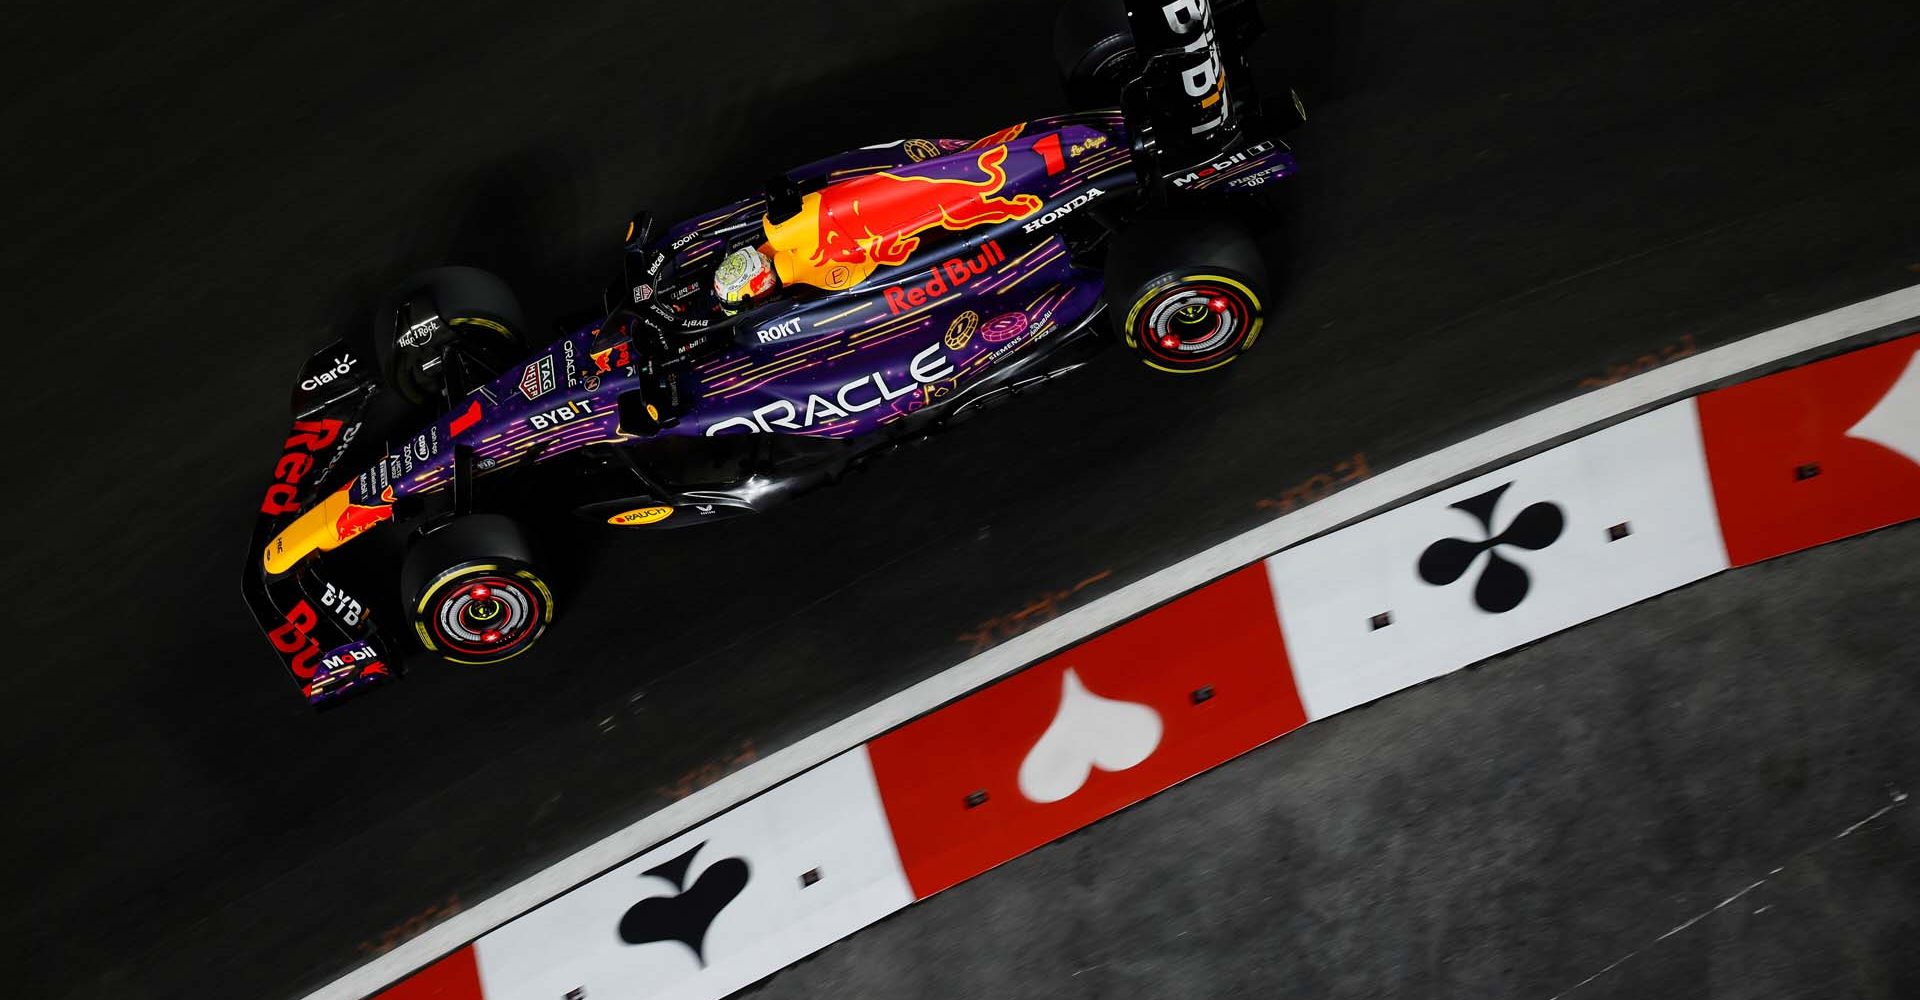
[1052,0,1137,111]
[376,266,530,406]
[401,514,554,665]
[1105,212,1271,374]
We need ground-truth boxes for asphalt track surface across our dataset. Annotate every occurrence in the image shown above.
[1,1,1915,998]
[749,521,1920,1000]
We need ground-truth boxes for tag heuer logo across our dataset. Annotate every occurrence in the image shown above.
[519,356,556,400]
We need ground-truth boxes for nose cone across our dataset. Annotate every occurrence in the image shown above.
[262,487,392,575]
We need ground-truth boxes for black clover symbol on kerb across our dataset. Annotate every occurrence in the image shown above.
[1417,482,1565,613]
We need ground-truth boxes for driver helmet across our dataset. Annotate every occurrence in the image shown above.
[714,246,777,312]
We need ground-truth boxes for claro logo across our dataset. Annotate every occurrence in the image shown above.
[301,354,359,392]
[705,344,956,435]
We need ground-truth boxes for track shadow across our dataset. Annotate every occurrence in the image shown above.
[422,148,599,336]
[1266,0,1368,104]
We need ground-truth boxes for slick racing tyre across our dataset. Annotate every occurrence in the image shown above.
[1105,213,1271,374]
[401,514,554,665]
[1053,0,1136,111]
[377,266,530,406]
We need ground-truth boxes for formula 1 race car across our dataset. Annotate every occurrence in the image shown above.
[245,0,1305,706]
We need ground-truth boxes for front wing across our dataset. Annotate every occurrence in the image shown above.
[241,343,402,708]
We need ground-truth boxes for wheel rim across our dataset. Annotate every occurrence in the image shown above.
[1129,275,1261,371]
[424,571,547,661]
[395,314,521,404]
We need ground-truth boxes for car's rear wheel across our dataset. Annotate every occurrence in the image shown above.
[1105,212,1272,374]
[377,266,531,406]
[1052,0,1136,111]
[401,514,554,665]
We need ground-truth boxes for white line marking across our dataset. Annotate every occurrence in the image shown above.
[306,284,1920,1000]
[1836,788,1908,839]
[1652,879,1767,943]
[1542,879,1768,1000]
[1546,788,1909,999]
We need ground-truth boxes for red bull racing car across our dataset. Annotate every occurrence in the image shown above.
[245,0,1307,706]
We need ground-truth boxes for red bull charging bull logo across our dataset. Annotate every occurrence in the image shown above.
[764,145,1043,289]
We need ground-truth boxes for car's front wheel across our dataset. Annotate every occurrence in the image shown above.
[401,514,555,665]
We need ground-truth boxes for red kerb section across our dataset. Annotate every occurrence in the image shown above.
[868,564,1303,898]
[1698,332,1920,565]
[372,945,485,1000]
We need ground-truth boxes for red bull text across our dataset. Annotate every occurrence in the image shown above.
[884,240,1006,314]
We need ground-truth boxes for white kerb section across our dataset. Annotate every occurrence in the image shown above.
[473,749,912,1000]
[1267,401,1730,720]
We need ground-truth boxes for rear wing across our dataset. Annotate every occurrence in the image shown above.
[1125,0,1243,143]
[239,338,401,707]
[1123,0,1294,186]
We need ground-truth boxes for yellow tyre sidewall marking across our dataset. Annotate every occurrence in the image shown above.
[448,315,516,340]
[413,563,554,660]
[1125,273,1263,374]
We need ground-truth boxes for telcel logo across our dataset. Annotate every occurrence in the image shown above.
[884,241,1005,315]
[706,344,956,435]
[1022,188,1105,233]
[527,399,595,431]
[302,355,359,392]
